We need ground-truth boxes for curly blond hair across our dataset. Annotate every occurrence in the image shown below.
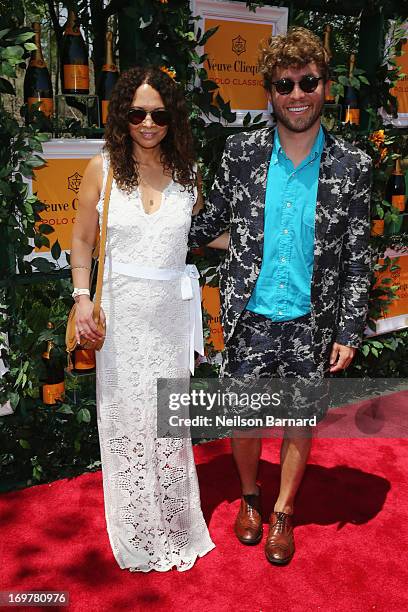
[259,27,330,91]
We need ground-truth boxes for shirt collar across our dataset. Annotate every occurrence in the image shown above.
[271,125,325,166]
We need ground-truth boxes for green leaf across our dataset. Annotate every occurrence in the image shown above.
[361,344,370,357]
[25,156,45,169]
[350,77,360,90]
[39,223,54,235]
[9,392,19,408]
[242,112,251,127]
[209,104,221,118]
[24,43,37,52]
[77,407,91,423]
[19,439,31,449]
[30,257,55,272]
[202,80,218,92]
[33,466,42,480]
[0,77,15,95]
[34,233,50,249]
[13,31,35,43]
[199,26,219,46]
[0,46,24,61]
[57,404,74,415]
[51,239,61,260]
[1,62,15,78]
[359,76,370,85]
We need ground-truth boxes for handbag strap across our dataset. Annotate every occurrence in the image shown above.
[93,166,113,321]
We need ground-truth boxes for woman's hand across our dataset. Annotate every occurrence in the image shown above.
[75,296,106,344]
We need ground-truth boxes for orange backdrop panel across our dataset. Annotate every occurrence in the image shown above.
[204,18,272,110]
[32,158,90,252]
[391,36,408,115]
[375,255,408,319]
[202,285,225,352]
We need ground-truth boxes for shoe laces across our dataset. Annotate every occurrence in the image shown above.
[273,512,288,533]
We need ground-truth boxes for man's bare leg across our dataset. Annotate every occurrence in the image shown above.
[274,426,312,514]
[265,427,311,564]
[231,435,262,494]
[232,435,263,544]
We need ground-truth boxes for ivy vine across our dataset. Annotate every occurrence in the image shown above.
[0,3,407,489]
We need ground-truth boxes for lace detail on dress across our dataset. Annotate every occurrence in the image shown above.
[95,156,214,572]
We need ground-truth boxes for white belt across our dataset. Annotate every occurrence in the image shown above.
[110,261,204,375]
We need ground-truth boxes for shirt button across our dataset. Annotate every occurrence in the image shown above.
[286,202,291,208]
[278,310,283,315]
[280,283,285,288]
[283,229,288,234]
[281,257,286,263]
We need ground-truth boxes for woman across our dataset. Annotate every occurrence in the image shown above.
[70,66,220,572]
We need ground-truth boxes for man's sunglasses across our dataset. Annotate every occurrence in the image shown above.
[271,76,323,95]
[127,108,171,126]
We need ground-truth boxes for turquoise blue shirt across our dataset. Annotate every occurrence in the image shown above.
[246,126,325,321]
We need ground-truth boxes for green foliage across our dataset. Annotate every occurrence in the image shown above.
[293,10,360,63]
[0,22,97,489]
[0,279,99,491]
[1,2,408,491]
[331,64,370,101]
[0,26,35,94]
[0,27,56,278]
[347,329,408,377]
[0,394,99,490]
[298,14,408,378]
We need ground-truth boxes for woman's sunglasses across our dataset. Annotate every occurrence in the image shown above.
[127,108,171,127]
[271,75,323,96]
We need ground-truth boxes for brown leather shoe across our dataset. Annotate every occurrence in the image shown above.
[265,512,295,565]
[234,493,263,545]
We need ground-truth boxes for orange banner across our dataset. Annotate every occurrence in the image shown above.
[375,255,408,319]
[202,285,225,352]
[204,18,272,110]
[32,158,90,252]
[391,35,408,115]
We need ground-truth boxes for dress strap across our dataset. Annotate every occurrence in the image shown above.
[100,150,111,204]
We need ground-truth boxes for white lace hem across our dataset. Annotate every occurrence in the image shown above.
[126,541,216,573]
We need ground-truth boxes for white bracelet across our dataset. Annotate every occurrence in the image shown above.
[72,288,91,300]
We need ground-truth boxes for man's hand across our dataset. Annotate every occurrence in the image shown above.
[329,342,356,373]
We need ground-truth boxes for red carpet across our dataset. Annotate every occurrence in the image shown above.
[1,437,408,612]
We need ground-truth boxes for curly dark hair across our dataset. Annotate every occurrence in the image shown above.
[104,66,196,192]
[259,27,330,92]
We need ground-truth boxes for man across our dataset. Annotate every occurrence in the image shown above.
[189,27,372,565]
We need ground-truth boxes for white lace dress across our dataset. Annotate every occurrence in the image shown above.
[95,154,215,572]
